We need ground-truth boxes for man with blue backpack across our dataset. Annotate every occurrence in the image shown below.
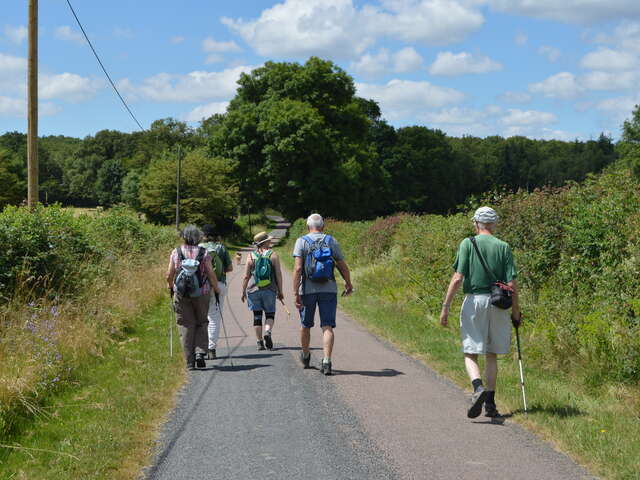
[293,213,353,375]
[241,232,284,350]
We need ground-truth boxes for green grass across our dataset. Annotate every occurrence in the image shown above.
[0,298,185,480]
[277,227,640,480]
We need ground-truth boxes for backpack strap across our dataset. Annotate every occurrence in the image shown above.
[176,246,185,262]
[469,236,498,282]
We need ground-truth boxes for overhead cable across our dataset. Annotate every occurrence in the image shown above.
[65,0,145,131]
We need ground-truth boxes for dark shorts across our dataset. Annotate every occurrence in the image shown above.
[300,293,337,328]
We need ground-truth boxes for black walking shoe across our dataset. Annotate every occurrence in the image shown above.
[264,334,273,350]
[257,340,266,351]
[320,360,332,376]
[467,387,487,418]
[195,353,206,369]
[484,402,501,418]
[207,348,217,360]
[300,351,311,368]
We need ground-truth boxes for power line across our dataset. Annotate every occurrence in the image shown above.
[65,0,145,131]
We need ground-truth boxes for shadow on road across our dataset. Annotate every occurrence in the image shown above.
[331,368,405,377]
[276,346,323,352]
[229,353,283,360]
[214,363,272,372]
[509,403,584,418]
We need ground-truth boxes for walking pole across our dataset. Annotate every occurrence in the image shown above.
[515,324,528,415]
[279,298,291,319]
[217,293,234,367]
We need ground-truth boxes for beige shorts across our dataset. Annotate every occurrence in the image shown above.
[460,294,512,354]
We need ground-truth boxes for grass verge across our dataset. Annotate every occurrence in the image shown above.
[277,227,639,480]
[0,298,185,480]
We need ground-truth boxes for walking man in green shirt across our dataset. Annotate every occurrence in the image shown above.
[440,207,522,419]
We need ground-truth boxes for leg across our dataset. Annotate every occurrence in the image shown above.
[464,353,482,383]
[322,326,334,359]
[207,295,219,350]
[300,327,311,353]
[193,295,210,356]
[176,298,196,367]
[264,312,275,335]
[300,294,318,353]
[253,310,263,339]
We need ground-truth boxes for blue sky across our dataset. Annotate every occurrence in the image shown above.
[2,0,640,140]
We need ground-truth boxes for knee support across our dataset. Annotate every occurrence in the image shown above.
[265,312,275,321]
[253,310,263,326]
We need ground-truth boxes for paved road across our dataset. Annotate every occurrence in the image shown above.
[146,221,592,480]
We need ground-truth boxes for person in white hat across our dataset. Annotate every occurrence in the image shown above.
[440,206,521,419]
[241,232,284,350]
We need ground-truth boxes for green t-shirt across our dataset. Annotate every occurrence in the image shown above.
[453,234,517,294]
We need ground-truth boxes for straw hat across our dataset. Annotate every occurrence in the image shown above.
[253,231,273,246]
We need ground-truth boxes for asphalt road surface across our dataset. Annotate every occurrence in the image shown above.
[146,220,592,480]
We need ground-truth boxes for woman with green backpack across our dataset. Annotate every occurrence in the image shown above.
[241,232,284,350]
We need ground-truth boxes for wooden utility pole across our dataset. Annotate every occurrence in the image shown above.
[27,0,39,208]
[175,145,182,231]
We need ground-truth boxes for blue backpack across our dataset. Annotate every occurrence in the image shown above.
[303,235,334,283]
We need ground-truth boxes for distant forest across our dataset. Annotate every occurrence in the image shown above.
[0,57,619,227]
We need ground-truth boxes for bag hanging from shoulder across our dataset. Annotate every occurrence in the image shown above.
[469,236,513,310]
[174,246,207,298]
[252,250,273,288]
[303,234,334,283]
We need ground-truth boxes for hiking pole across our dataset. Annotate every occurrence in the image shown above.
[216,293,234,367]
[279,298,291,318]
[515,324,528,415]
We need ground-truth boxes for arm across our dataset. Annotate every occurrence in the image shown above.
[440,272,464,327]
[270,252,284,301]
[241,255,253,302]
[293,256,304,310]
[335,259,353,295]
[224,249,233,273]
[166,251,176,295]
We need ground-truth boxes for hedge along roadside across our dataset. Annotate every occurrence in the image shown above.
[0,205,176,437]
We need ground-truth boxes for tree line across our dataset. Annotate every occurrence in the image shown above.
[0,57,620,227]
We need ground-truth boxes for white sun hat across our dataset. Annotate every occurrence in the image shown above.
[473,206,499,224]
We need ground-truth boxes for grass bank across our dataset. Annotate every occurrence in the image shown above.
[279,170,640,479]
[0,298,185,479]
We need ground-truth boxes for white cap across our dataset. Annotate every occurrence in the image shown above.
[473,206,499,224]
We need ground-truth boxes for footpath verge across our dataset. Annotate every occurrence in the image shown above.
[277,218,639,480]
[0,298,185,479]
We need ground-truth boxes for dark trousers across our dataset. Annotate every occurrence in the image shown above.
[175,294,210,365]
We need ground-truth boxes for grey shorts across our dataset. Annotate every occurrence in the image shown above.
[460,294,512,354]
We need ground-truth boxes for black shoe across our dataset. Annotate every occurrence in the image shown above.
[264,334,273,350]
[207,348,216,360]
[467,387,487,418]
[257,340,266,351]
[195,353,206,369]
[320,360,332,376]
[484,402,501,418]
[186,362,196,371]
[300,351,311,369]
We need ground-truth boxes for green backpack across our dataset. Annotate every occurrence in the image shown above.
[252,250,273,288]
[199,242,226,282]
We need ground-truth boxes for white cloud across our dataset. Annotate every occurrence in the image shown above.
[580,47,637,71]
[498,91,532,104]
[352,47,424,78]
[170,36,185,44]
[54,25,84,44]
[596,95,640,125]
[0,96,61,117]
[393,47,424,73]
[202,37,242,53]
[581,71,638,91]
[183,101,229,122]
[222,0,484,60]
[500,109,557,126]
[39,73,104,102]
[538,46,561,62]
[428,51,502,76]
[514,33,528,46]
[119,65,255,103]
[4,25,27,44]
[0,53,27,95]
[529,72,584,99]
[503,125,579,141]
[356,79,464,120]
[488,0,640,24]
[420,107,487,125]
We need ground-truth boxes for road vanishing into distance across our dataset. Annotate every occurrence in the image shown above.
[145,219,592,480]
